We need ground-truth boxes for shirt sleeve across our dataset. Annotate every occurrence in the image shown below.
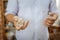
[5,0,18,15]
[49,0,59,13]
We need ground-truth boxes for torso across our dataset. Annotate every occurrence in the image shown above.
[16,0,51,40]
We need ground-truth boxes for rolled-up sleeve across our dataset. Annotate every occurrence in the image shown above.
[5,0,18,15]
[49,0,59,13]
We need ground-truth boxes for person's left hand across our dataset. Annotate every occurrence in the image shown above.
[44,12,58,27]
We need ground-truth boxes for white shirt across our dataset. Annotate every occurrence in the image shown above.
[5,0,58,40]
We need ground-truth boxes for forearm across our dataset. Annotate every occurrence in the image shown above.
[5,13,15,22]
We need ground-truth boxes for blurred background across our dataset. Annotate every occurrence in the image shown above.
[0,0,60,40]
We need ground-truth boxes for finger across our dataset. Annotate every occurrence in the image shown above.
[46,20,54,24]
[49,12,54,16]
[44,19,54,27]
[44,21,52,27]
[15,23,23,31]
[16,25,23,31]
[53,14,58,20]
[47,16,57,21]
[18,19,24,27]
[13,16,18,22]
[45,22,52,27]
[49,12,57,16]
[46,15,55,21]
[49,12,58,20]
[21,20,29,30]
[14,21,17,27]
[18,18,23,23]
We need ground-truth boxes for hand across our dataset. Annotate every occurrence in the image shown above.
[13,16,29,31]
[44,12,58,27]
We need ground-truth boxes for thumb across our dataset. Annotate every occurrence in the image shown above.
[49,12,58,20]
[49,12,58,18]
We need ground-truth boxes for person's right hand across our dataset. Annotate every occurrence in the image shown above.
[13,16,29,31]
